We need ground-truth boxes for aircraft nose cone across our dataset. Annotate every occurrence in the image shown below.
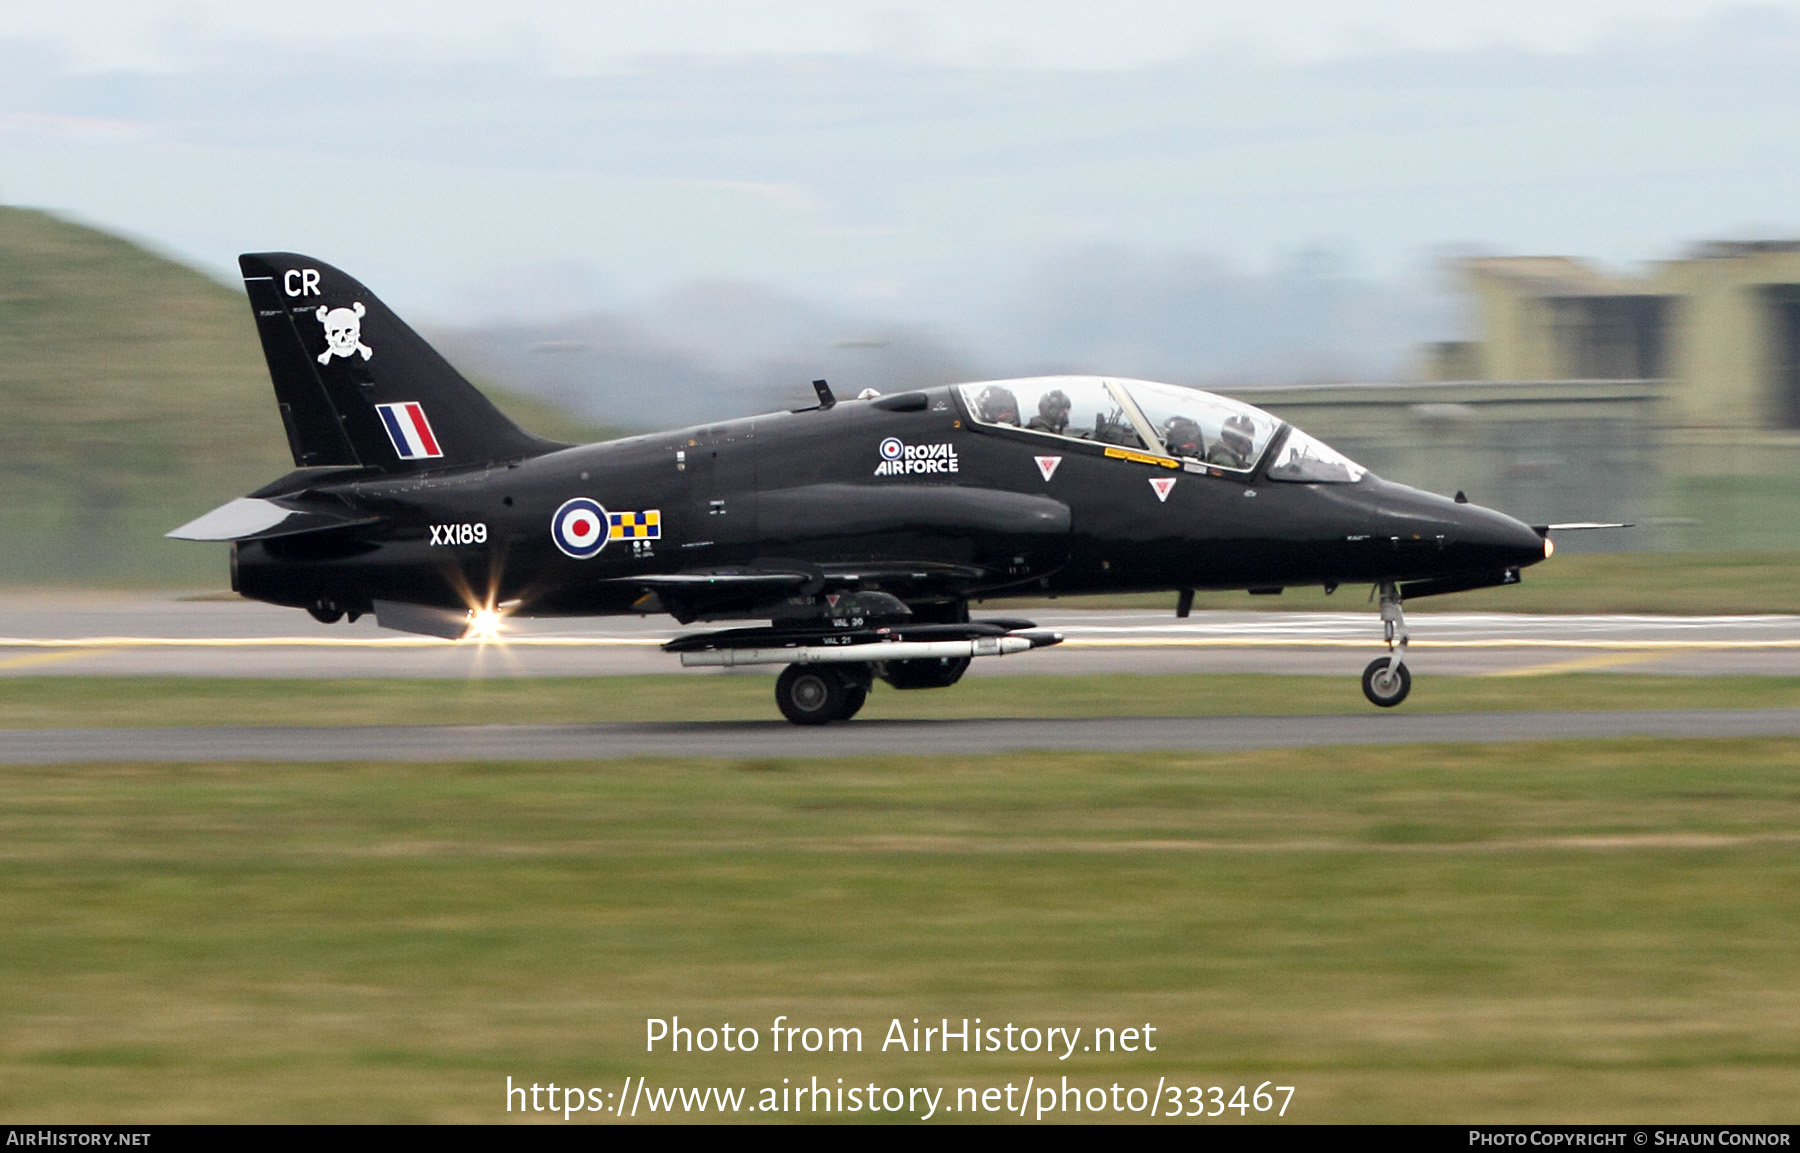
[1365,478,1548,571]
[1453,502,1550,569]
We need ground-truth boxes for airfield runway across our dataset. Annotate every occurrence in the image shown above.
[2,594,1798,761]
[3,593,1800,678]
[5,709,1800,764]
[0,589,1792,759]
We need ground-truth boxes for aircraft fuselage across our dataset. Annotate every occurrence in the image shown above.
[181,251,1572,718]
[233,384,1547,621]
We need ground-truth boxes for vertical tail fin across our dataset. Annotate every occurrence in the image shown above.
[238,253,566,471]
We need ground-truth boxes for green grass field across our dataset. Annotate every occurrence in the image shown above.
[2,672,1800,729]
[3,740,1799,1123]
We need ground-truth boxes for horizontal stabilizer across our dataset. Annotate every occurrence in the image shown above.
[166,497,381,542]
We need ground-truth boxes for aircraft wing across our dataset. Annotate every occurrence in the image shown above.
[620,482,1070,616]
[619,571,809,588]
[608,561,991,595]
[605,560,999,622]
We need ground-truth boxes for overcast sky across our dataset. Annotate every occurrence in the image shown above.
[6,1,1791,71]
[5,1,1800,338]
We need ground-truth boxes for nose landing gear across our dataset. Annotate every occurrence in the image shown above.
[1361,581,1411,707]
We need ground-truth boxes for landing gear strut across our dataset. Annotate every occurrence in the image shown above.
[1361,580,1411,707]
[775,663,872,725]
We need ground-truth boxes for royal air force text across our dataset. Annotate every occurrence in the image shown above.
[875,443,959,477]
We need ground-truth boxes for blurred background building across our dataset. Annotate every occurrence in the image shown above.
[1238,243,1800,551]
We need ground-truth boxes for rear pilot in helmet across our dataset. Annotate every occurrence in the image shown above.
[975,385,1021,426]
[1160,415,1204,458]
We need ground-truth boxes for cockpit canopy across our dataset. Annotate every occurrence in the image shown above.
[957,376,1366,483]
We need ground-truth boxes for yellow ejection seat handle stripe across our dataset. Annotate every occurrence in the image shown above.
[1104,447,1180,468]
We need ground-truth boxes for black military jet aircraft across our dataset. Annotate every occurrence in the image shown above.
[172,254,1565,723]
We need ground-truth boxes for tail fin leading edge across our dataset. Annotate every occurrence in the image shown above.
[238,253,565,471]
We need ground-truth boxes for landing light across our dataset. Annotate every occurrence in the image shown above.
[1544,536,1555,559]
[469,607,505,640]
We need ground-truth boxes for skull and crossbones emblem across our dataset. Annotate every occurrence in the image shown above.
[315,302,373,364]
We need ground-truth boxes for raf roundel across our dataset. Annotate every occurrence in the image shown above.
[879,437,904,461]
[551,497,609,559]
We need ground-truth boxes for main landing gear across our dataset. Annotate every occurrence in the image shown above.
[775,664,872,725]
[670,616,1052,724]
[306,598,362,625]
[1361,580,1411,708]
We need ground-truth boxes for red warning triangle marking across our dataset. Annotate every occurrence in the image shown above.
[1035,456,1062,481]
[1149,476,1177,502]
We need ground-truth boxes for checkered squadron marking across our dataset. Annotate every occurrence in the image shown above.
[608,510,661,540]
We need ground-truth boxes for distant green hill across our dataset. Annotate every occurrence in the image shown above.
[0,207,610,587]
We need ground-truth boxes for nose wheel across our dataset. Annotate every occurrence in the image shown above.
[1362,581,1412,707]
[1361,657,1411,707]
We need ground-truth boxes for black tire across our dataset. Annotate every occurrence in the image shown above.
[307,601,344,624]
[839,684,868,720]
[776,665,848,725]
[1361,658,1411,708]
